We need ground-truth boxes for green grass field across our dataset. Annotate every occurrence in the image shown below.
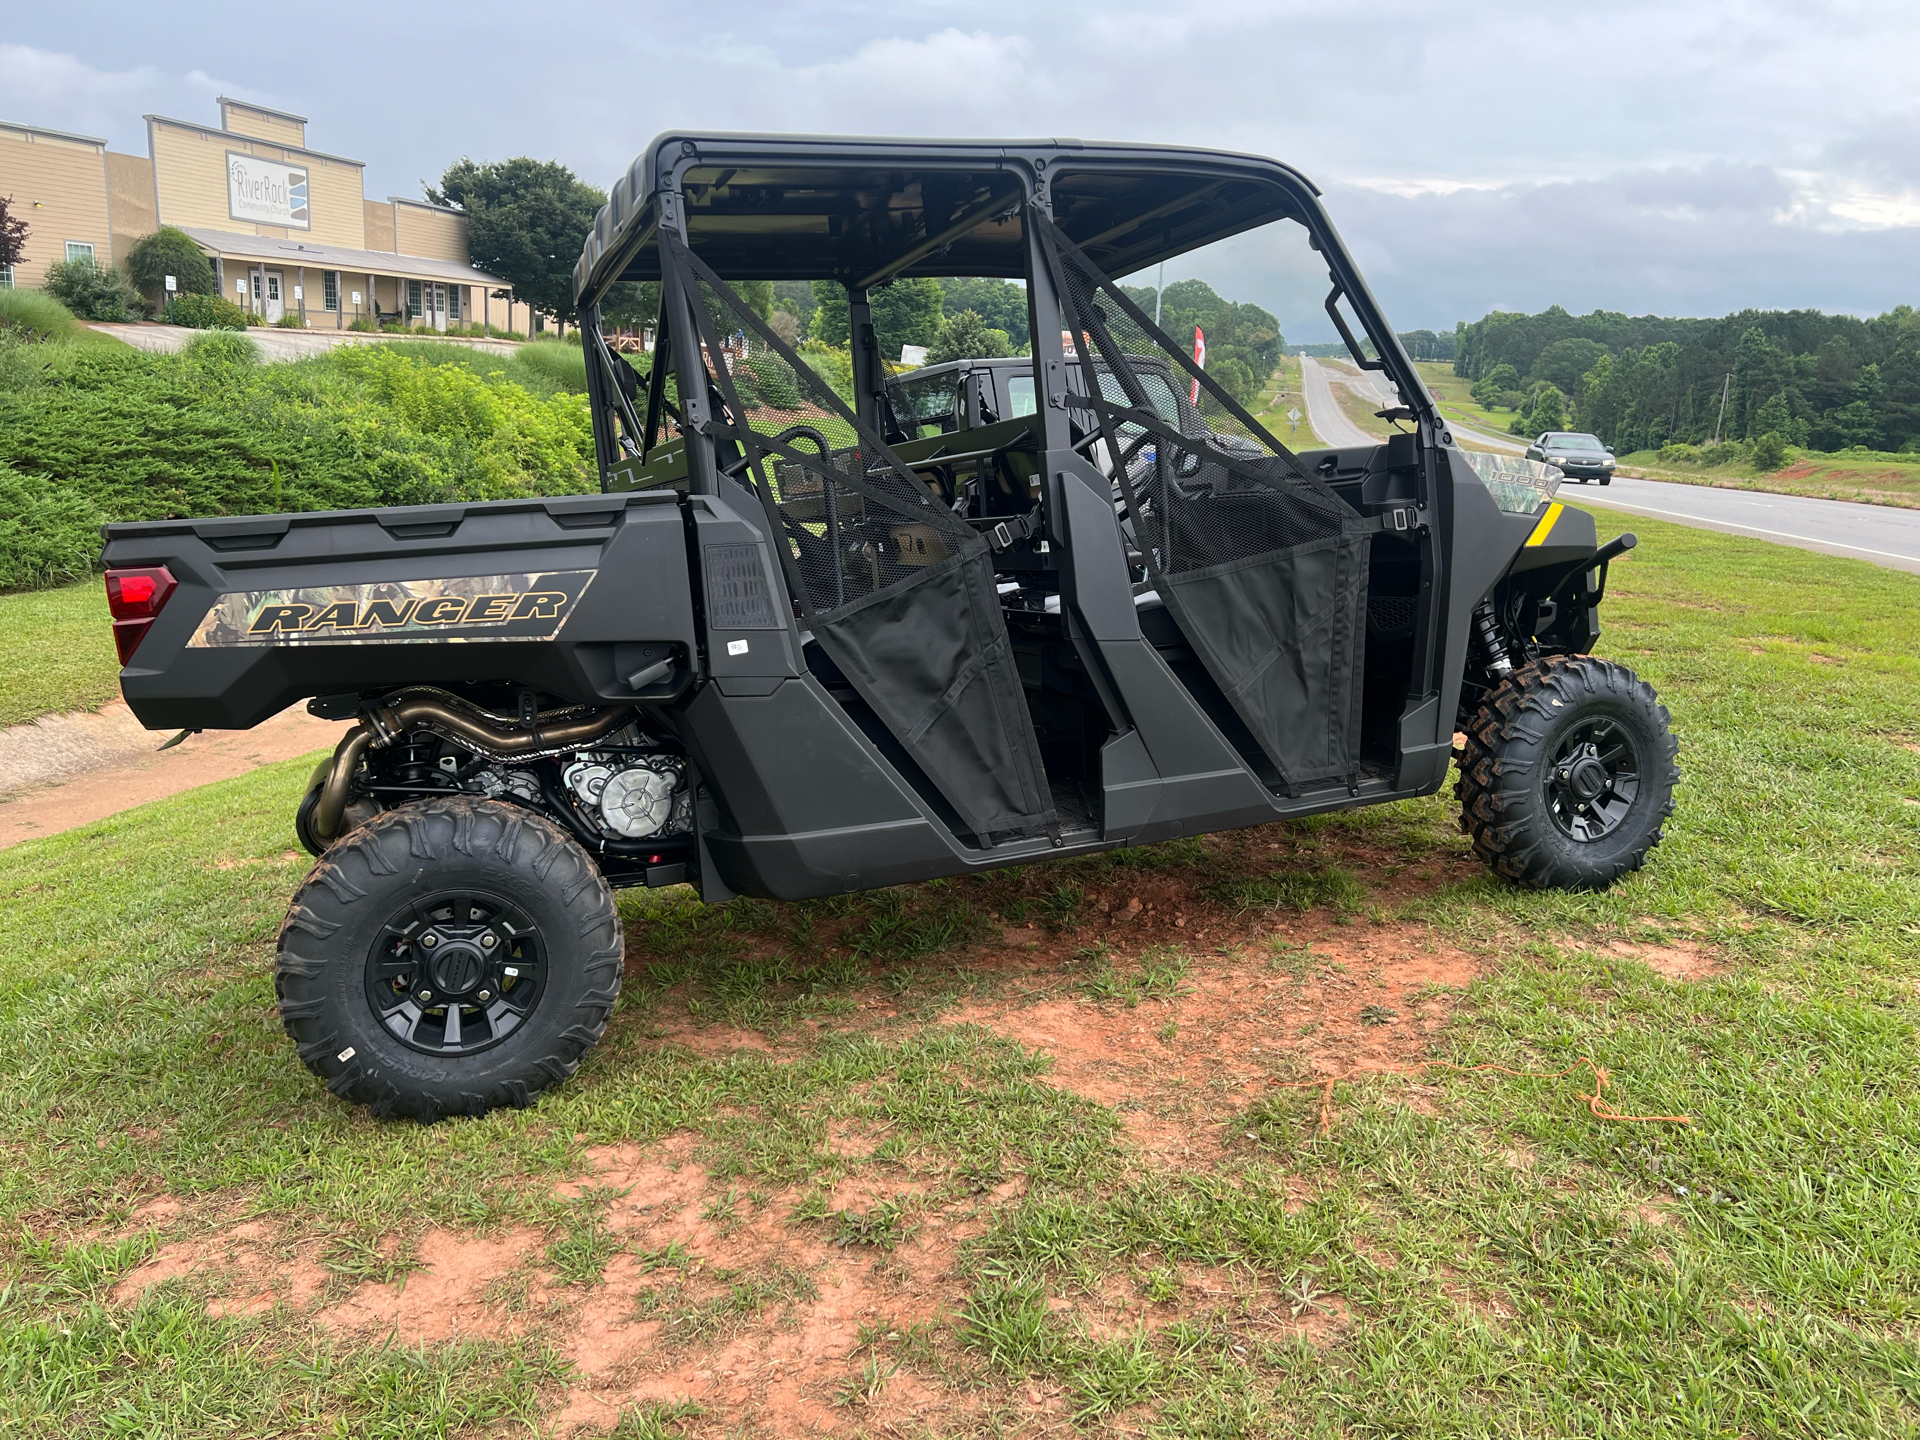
[1,513,1916,1435]
[0,579,121,726]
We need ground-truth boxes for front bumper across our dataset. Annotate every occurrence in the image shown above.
[1553,460,1615,480]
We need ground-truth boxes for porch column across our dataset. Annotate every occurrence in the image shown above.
[297,265,306,325]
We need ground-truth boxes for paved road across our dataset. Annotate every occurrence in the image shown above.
[88,323,526,364]
[1303,355,1919,574]
[1571,477,1920,575]
[1298,354,1381,449]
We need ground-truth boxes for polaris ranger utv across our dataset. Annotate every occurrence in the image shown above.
[100,134,1677,1121]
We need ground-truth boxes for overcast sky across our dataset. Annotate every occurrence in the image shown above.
[6,1,1916,341]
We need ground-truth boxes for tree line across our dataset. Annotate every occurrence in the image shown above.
[1452,304,1920,454]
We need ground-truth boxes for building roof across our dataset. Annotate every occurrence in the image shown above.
[217,95,309,125]
[143,114,364,169]
[0,118,107,148]
[176,227,507,289]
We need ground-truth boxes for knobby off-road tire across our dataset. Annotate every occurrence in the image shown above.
[275,796,622,1121]
[1456,655,1680,890]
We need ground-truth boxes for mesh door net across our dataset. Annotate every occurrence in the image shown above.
[661,234,1055,843]
[1033,214,1373,793]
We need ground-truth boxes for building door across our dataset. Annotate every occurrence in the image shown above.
[424,282,448,332]
[263,270,285,324]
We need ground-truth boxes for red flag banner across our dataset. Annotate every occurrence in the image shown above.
[1190,325,1206,405]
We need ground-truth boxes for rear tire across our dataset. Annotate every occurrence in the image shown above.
[1456,656,1679,890]
[275,797,622,1121]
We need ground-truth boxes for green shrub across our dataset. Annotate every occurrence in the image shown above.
[0,288,83,344]
[0,339,597,588]
[1749,431,1789,472]
[0,459,104,589]
[273,312,307,328]
[41,259,140,322]
[509,339,589,395]
[797,340,854,401]
[125,227,215,304]
[168,292,250,330]
[1657,441,1702,466]
[346,317,378,332]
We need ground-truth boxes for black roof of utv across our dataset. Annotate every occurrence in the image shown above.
[573,133,1326,307]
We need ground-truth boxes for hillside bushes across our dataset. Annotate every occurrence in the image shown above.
[0,329,597,591]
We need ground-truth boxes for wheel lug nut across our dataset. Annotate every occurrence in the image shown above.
[419,988,434,1002]
[477,989,491,1002]
[481,934,496,949]
[422,934,439,948]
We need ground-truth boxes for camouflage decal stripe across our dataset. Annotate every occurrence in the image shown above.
[186,570,596,647]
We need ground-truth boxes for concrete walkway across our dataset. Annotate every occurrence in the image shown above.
[88,322,528,364]
[0,701,348,850]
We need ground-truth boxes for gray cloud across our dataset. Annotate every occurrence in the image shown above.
[6,2,1917,335]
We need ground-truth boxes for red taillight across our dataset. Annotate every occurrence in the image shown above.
[104,566,177,665]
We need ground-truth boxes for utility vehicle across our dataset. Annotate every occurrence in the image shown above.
[101,134,1678,1121]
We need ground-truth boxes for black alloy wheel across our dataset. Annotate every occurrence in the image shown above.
[365,891,546,1056]
[1544,718,1640,843]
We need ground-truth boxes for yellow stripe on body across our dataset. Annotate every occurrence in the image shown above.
[1524,502,1564,547]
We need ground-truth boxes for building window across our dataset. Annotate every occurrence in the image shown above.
[406,280,423,319]
[65,241,95,264]
[323,272,338,312]
[0,264,12,289]
[447,285,461,322]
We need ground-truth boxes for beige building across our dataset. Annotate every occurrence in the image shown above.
[1,97,532,334]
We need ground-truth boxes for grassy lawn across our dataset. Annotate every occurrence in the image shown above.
[1254,355,1326,450]
[0,578,122,726]
[1,513,1917,1435]
[1416,360,1528,443]
[1614,449,1920,510]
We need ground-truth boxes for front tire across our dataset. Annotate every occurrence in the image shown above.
[1456,656,1679,890]
[275,797,623,1121]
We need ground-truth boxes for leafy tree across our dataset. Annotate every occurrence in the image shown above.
[429,158,605,329]
[1397,329,1457,361]
[806,278,945,361]
[771,281,817,334]
[600,280,658,332]
[1511,382,1566,436]
[1457,301,1920,454]
[0,194,28,273]
[939,277,1029,348]
[926,310,1013,365]
[1531,337,1608,394]
[125,227,214,305]
[41,259,139,322]
[1154,278,1281,407]
[1470,363,1521,408]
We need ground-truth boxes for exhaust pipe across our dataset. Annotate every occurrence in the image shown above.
[309,694,635,844]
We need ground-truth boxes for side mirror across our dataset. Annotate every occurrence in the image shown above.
[1605,445,1614,454]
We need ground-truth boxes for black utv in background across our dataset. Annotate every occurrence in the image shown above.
[101,134,1678,1121]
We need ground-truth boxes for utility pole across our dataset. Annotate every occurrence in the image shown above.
[1712,372,1732,445]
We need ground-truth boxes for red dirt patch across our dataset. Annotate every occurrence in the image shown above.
[112,1220,328,1315]
[1595,937,1726,982]
[315,1225,546,1340]
[947,923,1483,1163]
